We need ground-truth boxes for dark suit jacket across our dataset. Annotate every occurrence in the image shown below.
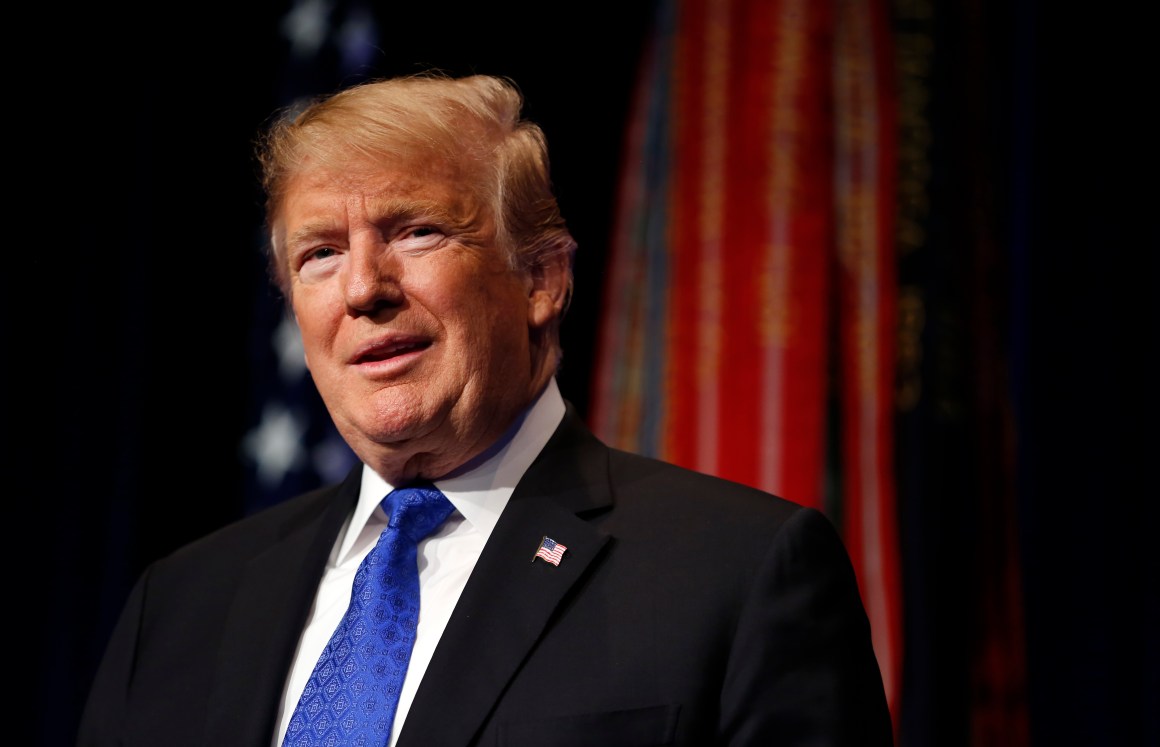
[79,405,893,746]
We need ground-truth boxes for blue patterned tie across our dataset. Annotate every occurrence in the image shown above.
[283,483,454,747]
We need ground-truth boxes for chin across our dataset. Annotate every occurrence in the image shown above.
[352,401,442,445]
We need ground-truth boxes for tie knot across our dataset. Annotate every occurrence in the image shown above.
[383,483,455,543]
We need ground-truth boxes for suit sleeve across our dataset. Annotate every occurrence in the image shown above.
[77,567,149,747]
[718,506,895,746]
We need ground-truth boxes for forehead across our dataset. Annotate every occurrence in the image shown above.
[278,155,486,226]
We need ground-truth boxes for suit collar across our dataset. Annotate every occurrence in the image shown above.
[398,404,614,746]
[513,402,615,514]
[204,467,361,745]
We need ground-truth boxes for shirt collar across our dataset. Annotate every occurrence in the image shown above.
[338,378,566,563]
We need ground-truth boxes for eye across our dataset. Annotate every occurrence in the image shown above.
[394,225,445,253]
[294,244,344,285]
[304,245,339,263]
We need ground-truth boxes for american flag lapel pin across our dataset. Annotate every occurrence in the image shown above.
[533,536,567,566]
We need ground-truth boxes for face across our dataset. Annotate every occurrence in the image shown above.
[276,155,559,483]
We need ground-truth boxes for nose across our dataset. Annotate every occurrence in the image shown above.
[343,239,403,314]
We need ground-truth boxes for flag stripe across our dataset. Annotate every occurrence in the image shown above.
[833,0,902,725]
[668,0,711,470]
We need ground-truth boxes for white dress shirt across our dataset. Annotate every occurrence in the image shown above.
[273,379,566,747]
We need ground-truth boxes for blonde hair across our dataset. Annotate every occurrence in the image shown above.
[255,72,577,304]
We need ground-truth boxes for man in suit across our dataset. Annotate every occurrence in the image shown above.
[79,73,893,746]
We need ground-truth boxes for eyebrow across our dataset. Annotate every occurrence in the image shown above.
[284,219,345,251]
[284,199,441,243]
[368,195,458,225]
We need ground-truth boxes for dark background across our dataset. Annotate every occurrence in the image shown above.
[22,1,1158,745]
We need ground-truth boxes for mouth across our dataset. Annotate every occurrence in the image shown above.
[352,337,432,364]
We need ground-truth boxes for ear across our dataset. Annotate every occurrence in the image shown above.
[527,252,572,330]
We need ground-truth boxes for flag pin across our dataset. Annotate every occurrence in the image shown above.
[532,536,567,566]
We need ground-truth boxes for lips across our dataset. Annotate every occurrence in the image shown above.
[352,337,432,364]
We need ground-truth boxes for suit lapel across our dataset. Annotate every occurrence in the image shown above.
[399,407,614,746]
[204,470,360,744]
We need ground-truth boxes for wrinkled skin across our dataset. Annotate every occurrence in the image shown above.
[274,156,568,484]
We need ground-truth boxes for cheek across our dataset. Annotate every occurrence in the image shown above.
[290,295,338,358]
[433,291,521,366]
[466,277,525,324]
[477,289,533,357]
[421,262,525,329]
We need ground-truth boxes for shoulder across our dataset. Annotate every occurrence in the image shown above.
[589,448,861,635]
[151,478,349,580]
[603,446,827,540]
[546,406,829,539]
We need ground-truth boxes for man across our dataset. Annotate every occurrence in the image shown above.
[80,73,893,746]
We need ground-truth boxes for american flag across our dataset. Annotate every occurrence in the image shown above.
[533,537,567,566]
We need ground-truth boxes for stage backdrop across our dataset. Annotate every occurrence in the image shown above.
[49,1,1155,746]
[588,0,907,733]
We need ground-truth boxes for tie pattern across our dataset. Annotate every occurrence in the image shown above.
[283,484,454,747]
